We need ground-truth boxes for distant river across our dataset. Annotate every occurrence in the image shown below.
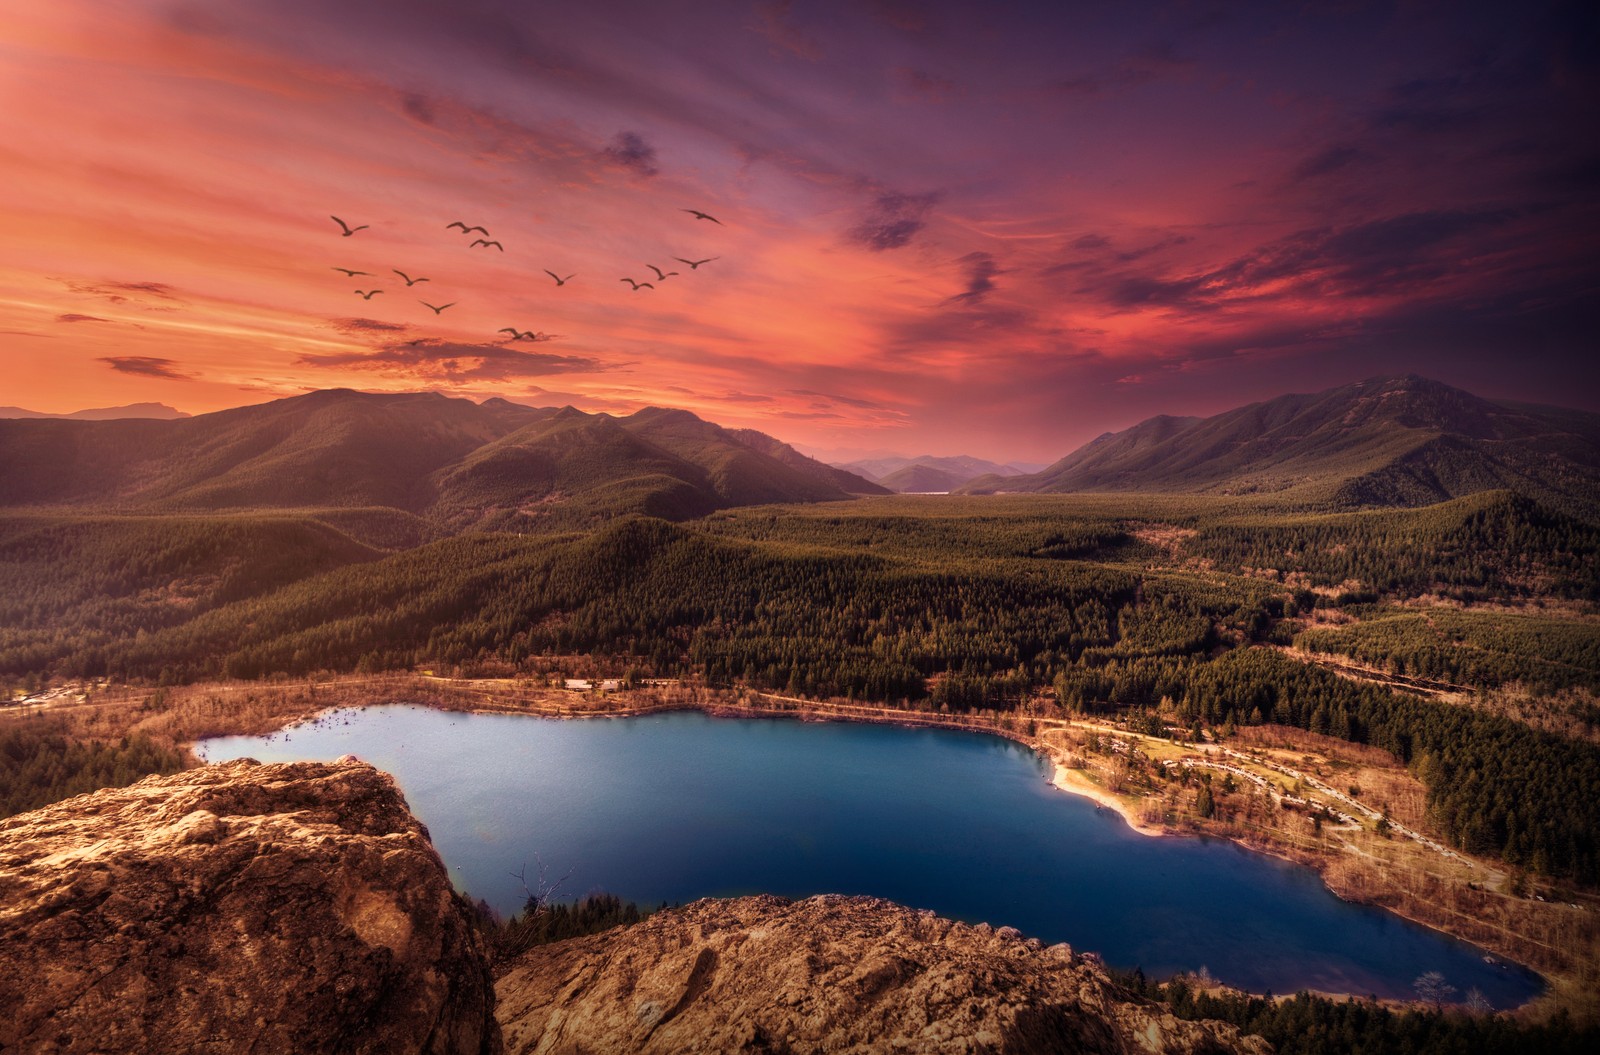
[197,706,1541,1006]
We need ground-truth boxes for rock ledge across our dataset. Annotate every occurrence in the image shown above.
[0,758,498,1055]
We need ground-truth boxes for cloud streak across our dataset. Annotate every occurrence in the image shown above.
[297,340,608,382]
[98,356,195,380]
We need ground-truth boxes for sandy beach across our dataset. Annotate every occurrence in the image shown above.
[1045,759,1166,837]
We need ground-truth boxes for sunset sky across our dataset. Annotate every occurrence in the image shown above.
[2,0,1595,461]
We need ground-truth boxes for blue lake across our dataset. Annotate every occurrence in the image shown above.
[196,705,1542,1007]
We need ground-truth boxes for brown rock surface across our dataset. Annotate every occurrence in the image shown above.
[0,757,499,1055]
[496,894,1269,1055]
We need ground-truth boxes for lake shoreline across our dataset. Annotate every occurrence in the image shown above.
[190,697,1548,1011]
[181,678,1565,1009]
[39,672,1574,1013]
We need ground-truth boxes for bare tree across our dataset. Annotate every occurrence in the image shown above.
[1464,988,1493,1015]
[511,852,574,916]
[1413,971,1456,1009]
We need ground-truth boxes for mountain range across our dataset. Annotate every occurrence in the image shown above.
[838,454,1039,493]
[1,376,1594,525]
[0,390,885,527]
[0,402,189,421]
[961,375,1600,515]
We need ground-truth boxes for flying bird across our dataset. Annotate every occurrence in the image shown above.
[446,222,490,235]
[544,270,575,286]
[392,269,429,286]
[332,267,370,277]
[331,215,369,236]
[620,278,655,290]
[404,339,428,347]
[354,290,383,299]
[470,239,504,251]
[498,328,542,341]
[674,257,718,270]
[646,264,679,281]
[681,209,722,225]
[420,301,456,314]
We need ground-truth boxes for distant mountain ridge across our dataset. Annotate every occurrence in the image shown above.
[0,389,885,526]
[841,453,1037,492]
[0,402,189,421]
[960,375,1600,515]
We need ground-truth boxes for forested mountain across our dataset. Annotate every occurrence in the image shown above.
[0,390,881,525]
[961,376,1600,514]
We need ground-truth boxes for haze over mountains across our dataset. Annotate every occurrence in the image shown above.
[0,403,189,421]
[961,376,1600,515]
[0,390,885,528]
[838,455,1042,494]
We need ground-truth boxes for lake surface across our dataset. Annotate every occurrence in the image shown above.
[197,705,1541,1006]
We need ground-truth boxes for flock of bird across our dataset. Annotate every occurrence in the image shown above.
[325,208,723,344]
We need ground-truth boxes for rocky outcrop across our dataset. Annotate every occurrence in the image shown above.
[0,758,498,1055]
[496,894,1269,1055]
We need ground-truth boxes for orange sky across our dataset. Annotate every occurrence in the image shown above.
[2,1,1593,461]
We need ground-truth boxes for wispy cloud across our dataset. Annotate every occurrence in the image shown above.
[847,191,938,251]
[297,339,608,382]
[750,0,822,61]
[945,252,999,305]
[329,317,409,335]
[601,131,660,178]
[65,280,179,304]
[98,356,195,380]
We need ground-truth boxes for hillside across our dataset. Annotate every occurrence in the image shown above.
[0,390,880,526]
[961,376,1600,514]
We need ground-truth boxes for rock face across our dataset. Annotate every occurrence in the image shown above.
[496,894,1268,1055]
[0,758,499,1055]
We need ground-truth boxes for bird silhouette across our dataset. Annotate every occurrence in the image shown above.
[404,339,427,347]
[470,239,504,251]
[681,209,722,225]
[498,328,540,341]
[620,278,655,290]
[392,269,429,286]
[674,257,719,270]
[544,270,575,286]
[354,289,383,299]
[647,264,680,281]
[332,267,370,277]
[446,222,490,236]
[420,301,456,314]
[331,215,369,236]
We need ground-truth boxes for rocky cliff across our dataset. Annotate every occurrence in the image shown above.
[496,894,1268,1055]
[0,757,498,1055]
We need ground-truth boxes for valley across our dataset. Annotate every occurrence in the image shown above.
[3,376,1598,1040]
